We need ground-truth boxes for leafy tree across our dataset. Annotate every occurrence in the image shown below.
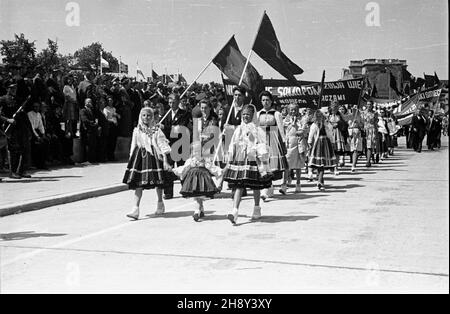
[0,33,37,73]
[35,39,74,73]
[73,42,119,73]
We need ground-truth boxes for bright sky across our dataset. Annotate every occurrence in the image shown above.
[0,0,448,83]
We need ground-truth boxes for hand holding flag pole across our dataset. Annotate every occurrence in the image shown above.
[212,14,266,164]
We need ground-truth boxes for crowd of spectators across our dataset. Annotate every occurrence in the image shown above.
[0,69,230,178]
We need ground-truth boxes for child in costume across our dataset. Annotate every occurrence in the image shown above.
[222,104,272,225]
[172,141,223,222]
[283,103,309,193]
[123,108,172,220]
[308,109,337,191]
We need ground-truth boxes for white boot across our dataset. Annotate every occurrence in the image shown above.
[155,201,165,215]
[251,205,261,220]
[126,206,139,220]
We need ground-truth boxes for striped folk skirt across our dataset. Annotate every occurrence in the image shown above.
[122,146,169,190]
[223,148,272,190]
[348,128,363,152]
[308,136,338,169]
[364,127,379,151]
[332,127,348,155]
[265,128,289,180]
[180,166,219,198]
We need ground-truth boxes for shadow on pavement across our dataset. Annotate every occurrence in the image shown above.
[0,231,67,241]
[145,210,195,219]
[325,177,364,181]
[233,214,319,226]
[324,184,364,189]
[199,214,319,226]
[1,175,83,183]
[268,193,329,201]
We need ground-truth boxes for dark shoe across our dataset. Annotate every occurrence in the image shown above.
[227,214,237,225]
[19,173,31,178]
[317,183,325,191]
[199,211,205,218]
[193,213,200,222]
[366,162,372,168]
[242,189,248,197]
[163,195,173,200]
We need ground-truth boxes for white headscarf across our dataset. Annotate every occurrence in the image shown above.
[138,107,156,133]
[240,104,258,126]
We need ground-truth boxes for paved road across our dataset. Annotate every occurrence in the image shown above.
[0,138,448,293]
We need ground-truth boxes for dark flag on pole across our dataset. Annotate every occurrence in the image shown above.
[434,71,441,87]
[371,84,378,97]
[402,68,412,81]
[390,71,403,96]
[212,35,264,94]
[424,73,436,88]
[152,70,159,80]
[411,76,425,90]
[252,12,303,87]
[403,84,410,95]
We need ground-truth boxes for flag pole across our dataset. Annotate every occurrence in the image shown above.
[158,59,213,124]
[100,51,103,76]
[212,13,265,163]
[317,70,326,109]
[357,76,366,109]
[388,69,392,99]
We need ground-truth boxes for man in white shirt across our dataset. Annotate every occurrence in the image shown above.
[28,101,49,169]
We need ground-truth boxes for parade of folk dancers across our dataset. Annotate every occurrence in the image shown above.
[122,86,406,225]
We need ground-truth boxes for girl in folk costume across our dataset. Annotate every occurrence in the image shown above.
[308,109,337,191]
[362,101,379,167]
[257,91,289,200]
[347,107,364,172]
[222,104,272,225]
[377,109,390,160]
[172,104,223,222]
[386,108,399,155]
[172,141,222,222]
[328,101,349,175]
[123,108,172,220]
[283,103,308,193]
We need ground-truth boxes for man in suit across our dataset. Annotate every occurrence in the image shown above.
[77,72,96,109]
[411,108,428,153]
[79,98,100,163]
[227,86,246,126]
[160,93,192,199]
[426,110,442,150]
[0,83,33,178]
[128,81,142,128]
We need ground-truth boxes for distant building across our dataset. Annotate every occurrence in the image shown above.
[343,59,408,99]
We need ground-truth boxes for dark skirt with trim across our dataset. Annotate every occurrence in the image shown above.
[180,166,219,198]
[223,160,273,190]
[308,136,338,169]
[122,146,169,190]
[265,128,288,180]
